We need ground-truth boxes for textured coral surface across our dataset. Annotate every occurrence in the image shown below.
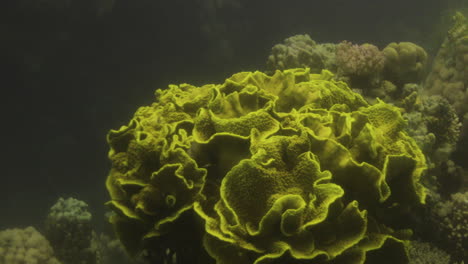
[105,68,427,264]
[0,226,61,264]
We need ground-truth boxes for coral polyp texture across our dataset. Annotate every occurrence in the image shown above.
[45,197,98,264]
[382,42,428,85]
[425,12,468,127]
[335,41,385,79]
[266,34,337,74]
[105,68,427,264]
[0,226,61,264]
[431,191,468,261]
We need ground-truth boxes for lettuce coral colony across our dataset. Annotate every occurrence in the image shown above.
[105,68,427,264]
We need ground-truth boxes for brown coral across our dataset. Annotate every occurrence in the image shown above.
[0,226,61,264]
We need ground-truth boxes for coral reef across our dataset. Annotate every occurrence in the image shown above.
[44,197,147,264]
[425,12,468,134]
[404,95,461,168]
[105,68,427,263]
[408,240,451,264]
[335,41,386,79]
[266,34,337,73]
[0,226,61,264]
[96,232,147,264]
[423,12,468,171]
[403,94,464,200]
[333,40,426,105]
[266,36,431,107]
[431,191,468,262]
[382,42,428,86]
[45,197,98,264]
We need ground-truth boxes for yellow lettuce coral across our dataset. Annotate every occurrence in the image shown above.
[105,68,426,264]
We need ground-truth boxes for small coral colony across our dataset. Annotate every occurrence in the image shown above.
[1,11,467,264]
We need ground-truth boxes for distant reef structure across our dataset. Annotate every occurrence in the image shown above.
[0,197,141,264]
[266,34,337,74]
[266,34,428,106]
[425,12,468,144]
[0,226,62,264]
[45,197,98,264]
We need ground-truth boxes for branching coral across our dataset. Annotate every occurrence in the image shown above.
[105,68,427,264]
[45,197,98,264]
[431,191,468,262]
[267,34,337,73]
[335,41,385,80]
[404,95,461,167]
[424,12,468,170]
[425,12,468,129]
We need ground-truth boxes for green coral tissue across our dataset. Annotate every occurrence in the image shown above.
[105,68,427,264]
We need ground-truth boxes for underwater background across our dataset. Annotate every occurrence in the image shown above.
[1,0,467,263]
